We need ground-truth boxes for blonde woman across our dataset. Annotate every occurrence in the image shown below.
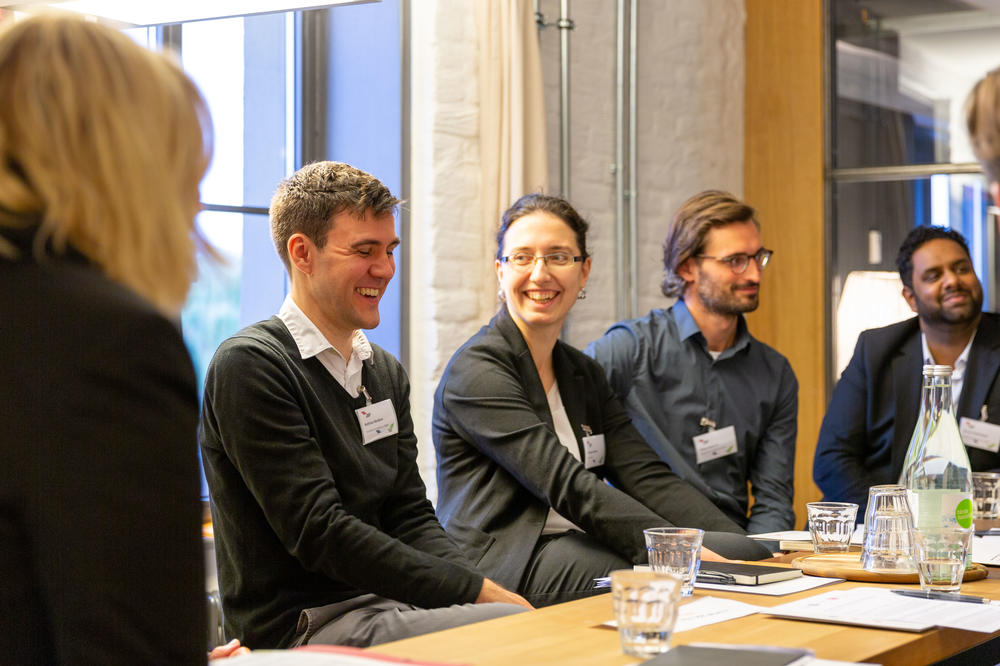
[0,14,220,664]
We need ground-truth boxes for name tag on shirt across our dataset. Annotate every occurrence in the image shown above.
[582,434,606,469]
[355,399,398,445]
[960,417,1000,453]
[693,425,738,464]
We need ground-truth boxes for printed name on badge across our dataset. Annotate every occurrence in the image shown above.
[960,417,1000,453]
[582,434,606,469]
[355,399,399,445]
[692,425,738,465]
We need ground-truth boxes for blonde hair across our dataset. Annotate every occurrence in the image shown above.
[967,67,1000,184]
[0,13,212,313]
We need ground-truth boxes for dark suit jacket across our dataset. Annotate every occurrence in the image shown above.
[0,225,205,664]
[432,308,749,592]
[814,314,1000,515]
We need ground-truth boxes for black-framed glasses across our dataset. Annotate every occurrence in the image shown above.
[500,251,584,271]
[695,248,773,274]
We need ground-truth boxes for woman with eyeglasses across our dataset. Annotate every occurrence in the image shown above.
[432,194,770,607]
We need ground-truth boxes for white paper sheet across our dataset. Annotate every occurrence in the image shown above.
[972,534,1000,565]
[766,586,1000,633]
[695,575,843,596]
[750,527,864,545]
[604,596,765,632]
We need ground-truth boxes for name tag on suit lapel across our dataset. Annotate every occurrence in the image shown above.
[355,399,398,445]
[960,417,1000,453]
[582,434,606,468]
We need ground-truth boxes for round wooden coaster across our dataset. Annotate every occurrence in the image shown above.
[790,552,988,583]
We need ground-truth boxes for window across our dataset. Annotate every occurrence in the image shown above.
[828,1,1000,383]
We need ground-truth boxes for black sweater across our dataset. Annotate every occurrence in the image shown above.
[200,317,483,649]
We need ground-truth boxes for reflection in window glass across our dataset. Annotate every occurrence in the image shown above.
[831,1,1000,169]
[833,175,992,365]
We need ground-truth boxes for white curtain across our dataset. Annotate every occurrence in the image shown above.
[476,0,549,304]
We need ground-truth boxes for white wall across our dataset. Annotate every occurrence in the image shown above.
[537,0,746,348]
[409,0,746,497]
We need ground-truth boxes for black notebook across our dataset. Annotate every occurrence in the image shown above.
[698,562,803,585]
[642,645,811,665]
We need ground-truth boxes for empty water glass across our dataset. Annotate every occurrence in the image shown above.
[861,484,915,572]
[806,502,858,553]
[611,569,682,658]
[973,472,1000,520]
[643,527,703,597]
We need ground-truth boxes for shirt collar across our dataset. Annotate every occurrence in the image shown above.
[277,294,372,362]
[920,330,975,374]
[672,298,751,356]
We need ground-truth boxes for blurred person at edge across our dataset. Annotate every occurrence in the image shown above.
[0,13,247,664]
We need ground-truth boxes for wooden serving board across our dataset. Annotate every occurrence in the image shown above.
[791,552,988,583]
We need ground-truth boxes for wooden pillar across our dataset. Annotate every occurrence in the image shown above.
[744,0,826,527]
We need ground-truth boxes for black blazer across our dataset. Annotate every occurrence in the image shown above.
[432,308,746,591]
[814,314,1000,514]
[0,227,205,664]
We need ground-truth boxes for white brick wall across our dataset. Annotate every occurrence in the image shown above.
[409,0,745,498]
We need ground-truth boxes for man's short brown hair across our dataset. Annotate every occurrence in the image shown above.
[269,161,400,272]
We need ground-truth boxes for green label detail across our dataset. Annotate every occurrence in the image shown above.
[956,498,974,529]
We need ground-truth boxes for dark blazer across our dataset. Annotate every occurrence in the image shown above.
[814,314,1000,514]
[432,308,749,592]
[0,226,205,665]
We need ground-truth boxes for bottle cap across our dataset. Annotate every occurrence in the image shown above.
[922,364,953,376]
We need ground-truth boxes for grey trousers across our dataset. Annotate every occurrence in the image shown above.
[294,594,526,648]
[520,531,629,608]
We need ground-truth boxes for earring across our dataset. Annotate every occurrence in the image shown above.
[497,288,505,302]
[577,288,587,300]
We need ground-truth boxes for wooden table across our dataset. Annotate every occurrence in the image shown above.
[369,562,1000,665]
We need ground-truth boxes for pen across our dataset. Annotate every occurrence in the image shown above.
[696,571,736,585]
[892,589,990,604]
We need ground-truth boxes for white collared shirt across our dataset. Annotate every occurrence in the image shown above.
[277,294,372,397]
[921,331,975,407]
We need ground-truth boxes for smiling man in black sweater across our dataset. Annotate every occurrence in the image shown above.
[199,162,529,650]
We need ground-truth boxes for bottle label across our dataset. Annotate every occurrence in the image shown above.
[908,490,974,529]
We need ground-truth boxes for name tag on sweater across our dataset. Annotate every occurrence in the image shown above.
[355,399,398,445]
[693,425,737,464]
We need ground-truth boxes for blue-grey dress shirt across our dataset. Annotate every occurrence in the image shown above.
[585,300,798,533]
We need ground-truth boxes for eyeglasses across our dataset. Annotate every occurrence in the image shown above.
[695,248,773,274]
[500,251,584,271]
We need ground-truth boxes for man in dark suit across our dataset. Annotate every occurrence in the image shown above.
[814,226,1000,516]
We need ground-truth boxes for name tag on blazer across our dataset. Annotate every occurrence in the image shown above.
[693,425,738,464]
[582,434,606,468]
[355,399,398,445]
[960,417,1000,453]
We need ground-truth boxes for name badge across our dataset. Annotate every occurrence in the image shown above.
[959,417,1000,453]
[692,425,738,464]
[582,434,606,469]
[355,399,398,445]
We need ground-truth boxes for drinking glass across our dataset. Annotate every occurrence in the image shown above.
[973,472,1000,520]
[910,527,973,592]
[806,502,858,553]
[643,527,704,597]
[610,570,682,658]
[860,485,915,572]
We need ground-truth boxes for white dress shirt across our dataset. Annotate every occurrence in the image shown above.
[277,294,372,398]
[921,331,975,407]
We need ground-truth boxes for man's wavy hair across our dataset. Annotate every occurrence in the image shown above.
[661,190,758,298]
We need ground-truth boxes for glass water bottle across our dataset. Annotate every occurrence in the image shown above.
[900,365,974,531]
